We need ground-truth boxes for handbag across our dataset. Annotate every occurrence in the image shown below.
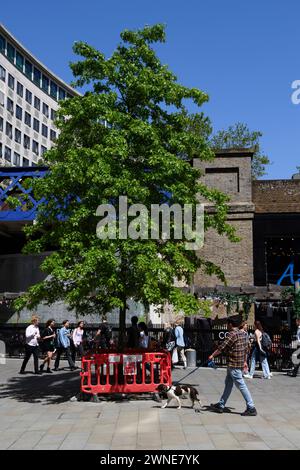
[166,340,175,352]
[172,347,178,364]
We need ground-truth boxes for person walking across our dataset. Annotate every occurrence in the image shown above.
[174,321,187,369]
[208,317,257,416]
[71,321,85,363]
[39,319,56,373]
[127,316,140,348]
[244,320,272,379]
[138,322,150,349]
[95,319,112,349]
[19,315,42,375]
[163,322,176,351]
[288,318,300,377]
[54,320,77,371]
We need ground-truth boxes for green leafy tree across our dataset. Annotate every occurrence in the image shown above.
[14,24,237,348]
[210,122,270,179]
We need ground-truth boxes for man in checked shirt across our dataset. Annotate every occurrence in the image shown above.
[208,317,257,416]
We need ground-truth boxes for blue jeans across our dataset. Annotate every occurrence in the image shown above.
[219,367,255,409]
[249,347,271,378]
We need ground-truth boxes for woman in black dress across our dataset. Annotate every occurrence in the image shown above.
[40,319,56,373]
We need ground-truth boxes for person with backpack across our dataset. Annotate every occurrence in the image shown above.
[95,319,112,349]
[39,319,56,373]
[127,316,140,348]
[244,320,272,379]
[174,320,187,369]
[53,320,77,371]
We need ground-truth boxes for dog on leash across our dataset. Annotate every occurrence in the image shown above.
[157,383,202,410]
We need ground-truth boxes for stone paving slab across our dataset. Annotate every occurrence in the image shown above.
[0,358,299,450]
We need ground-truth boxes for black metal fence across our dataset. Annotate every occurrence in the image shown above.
[0,322,296,371]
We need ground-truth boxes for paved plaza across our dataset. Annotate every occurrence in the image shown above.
[0,358,299,450]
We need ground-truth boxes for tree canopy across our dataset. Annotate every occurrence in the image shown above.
[14,25,238,337]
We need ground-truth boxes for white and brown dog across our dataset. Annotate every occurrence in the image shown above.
[157,383,202,410]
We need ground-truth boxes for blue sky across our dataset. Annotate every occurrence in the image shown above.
[2,0,300,179]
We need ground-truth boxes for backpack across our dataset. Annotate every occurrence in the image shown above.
[261,332,272,351]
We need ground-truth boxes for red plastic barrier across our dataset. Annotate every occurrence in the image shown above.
[80,349,172,395]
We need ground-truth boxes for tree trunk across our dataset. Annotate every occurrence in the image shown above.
[118,296,127,352]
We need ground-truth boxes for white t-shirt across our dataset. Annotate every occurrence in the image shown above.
[25,324,40,347]
[139,332,149,349]
[72,328,84,346]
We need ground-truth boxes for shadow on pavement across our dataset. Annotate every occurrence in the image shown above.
[0,370,81,405]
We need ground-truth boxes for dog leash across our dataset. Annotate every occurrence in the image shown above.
[173,360,217,384]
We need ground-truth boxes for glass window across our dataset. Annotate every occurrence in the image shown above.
[25,59,32,79]
[34,96,40,110]
[15,128,21,143]
[7,43,15,63]
[0,116,3,131]
[25,89,32,104]
[50,109,56,120]
[23,134,30,149]
[58,88,66,100]
[42,102,49,117]
[17,81,23,97]
[0,143,2,158]
[7,98,14,114]
[33,67,41,86]
[16,105,22,120]
[32,140,39,155]
[13,152,20,165]
[6,122,12,139]
[0,34,5,52]
[4,146,11,162]
[33,118,40,132]
[16,51,24,71]
[50,81,58,99]
[8,74,14,90]
[41,145,47,156]
[50,129,57,141]
[42,75,49,93]
[25,111,31,127]
[0,65,5,82]
[42,124,48,138]
[23,157,29,167]
[0,91,5,106]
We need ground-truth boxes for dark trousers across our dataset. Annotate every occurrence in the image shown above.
[54,347,75,370]
[71,343,84,363]
[20,345,39,373]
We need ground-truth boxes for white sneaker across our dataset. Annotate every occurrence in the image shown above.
[263,375,271,379]
[243,374,253,379]
[269,373,273,377]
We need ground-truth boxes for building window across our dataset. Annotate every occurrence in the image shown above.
[7,43,15,63]
[42,75,49,93]
[0,65,5,82]
[4,146,11,162]
[0,34,5,52]
[42,124,48,138]
[41,145,47,156]
[42,102,49,117]
[25,111,31,127]
[50,129,57,141]
[15,128,21,143]
[58,88,66,100]
[33,118,40,132]
[25,59,32,79]
[50,81,58,99]
[0,91,5,106]
[0,143,2,158]
[0,116,3,131]
[24,134,30,149]
[17,81,23,97]
[16,51,24,71]
[51,109,56,120]
[13,152,20,165]
[33,67,41,86]
[16,105,22,120]
[34,96,40,110]
[6,122,12,139]
[23,157,29,167]
[32,140,39,155]
[8,74,14,90]
[25,89,32,104]
[7,98,14,114]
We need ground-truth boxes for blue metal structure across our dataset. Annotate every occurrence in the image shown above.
[0,167,48,222]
